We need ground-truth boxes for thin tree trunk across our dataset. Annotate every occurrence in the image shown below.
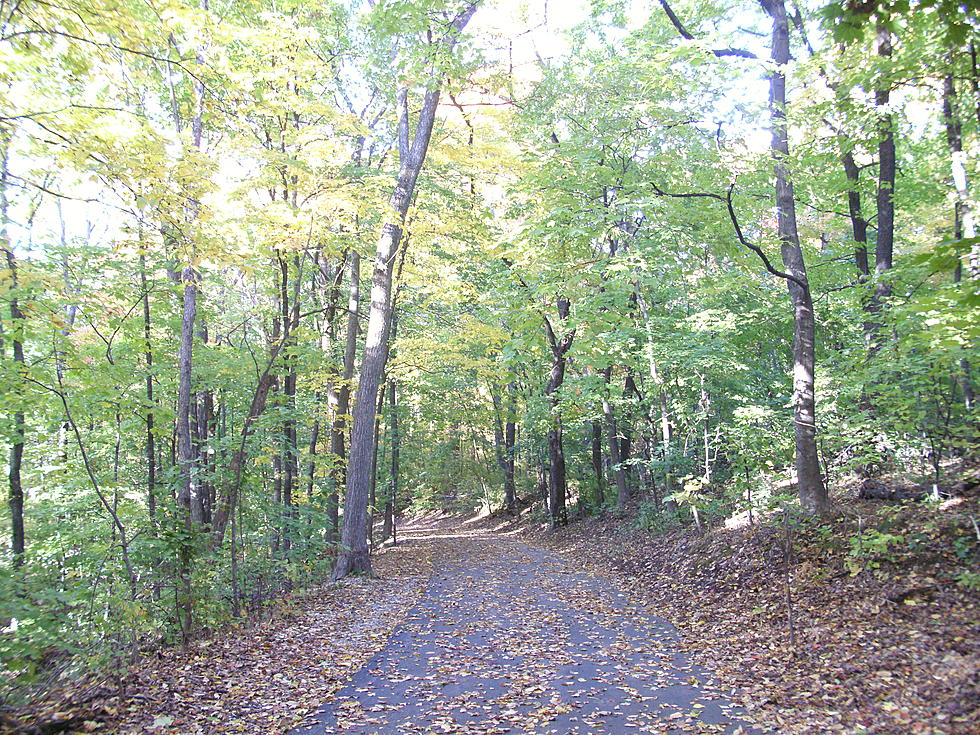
[281,258,298,557]
[140,253,157,522]
[942,71,976,408]
[306,419,319,502]
[175,18,207,642]
[175,263,198,641]
[591,420,604,507]
[490,382,518,513]
[1,137,25,566]
[634,288,672,471]
[329,252,360,544]
[382,378,398,543]
[700,374,712,483]
[332,1,479,580]
[504,383,517,513]
[543,297,574,529]
[841,151,870,277]
[368,382,386,549]
[602,367,629,510]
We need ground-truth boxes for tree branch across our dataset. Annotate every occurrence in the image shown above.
[649,179,807,288]
[656,0,757,59]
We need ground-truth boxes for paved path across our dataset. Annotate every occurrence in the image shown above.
[292,527,760,734]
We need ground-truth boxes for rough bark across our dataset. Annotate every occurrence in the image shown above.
[332,2,479,580]
[762,0,826,514]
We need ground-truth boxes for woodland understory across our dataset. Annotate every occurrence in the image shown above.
[1,0,979,732]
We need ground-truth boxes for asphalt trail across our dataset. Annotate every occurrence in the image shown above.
[292,526,761,735]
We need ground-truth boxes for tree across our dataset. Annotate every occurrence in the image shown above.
[333,0,481,579]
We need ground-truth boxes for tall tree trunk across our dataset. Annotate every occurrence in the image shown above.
[634,289,672,470]
[943,73,977,267]
[140,254,157,522]
[280,258,298,557]
[1,137,25,567]
[175,16,207,642]
[329,251,360,544]
[841,151,870,277]
[382,378,398,543]
[602,367,629,511]
[591,420,604,507]
[870,21,895,344]
[762,0,826,514]
[332,1,479,580]
[175,262,198,641]
[503,383,517,513]
[490,382,518,513]
[942,71,976,408]
[543,297,574,529]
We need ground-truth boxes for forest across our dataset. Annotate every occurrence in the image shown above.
[0,0,978,732]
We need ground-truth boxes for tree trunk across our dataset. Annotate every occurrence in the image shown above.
[1,138,25,567]
[942,71,976,408]
[382,378,399,543]
[175,263,198,642]
[368,382,386,549]
[841,151,870,277]
[763,0,826,514]
[503,383,517,513]
[543,297,574,529]
[140,253,157,523]
[281,260,298,557]
[869,21,895,343]
[306,419,319,504]
[602,367,629,511]
[328,251,359,544]
[332,2,479,580]
[634,288,672,473]
[174,16,207,642]
[943,73,976,264]
[490,382,518,513]
[591,420,604,507]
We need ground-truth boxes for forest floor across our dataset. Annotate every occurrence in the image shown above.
[7,480,978,735]
[3,533,436,735]
[10,518,763,735]
[493,481,980,734]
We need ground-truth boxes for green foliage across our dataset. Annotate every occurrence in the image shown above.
[1,0,978,705]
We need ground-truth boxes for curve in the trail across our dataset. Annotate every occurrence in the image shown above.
[292,531,762,735]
